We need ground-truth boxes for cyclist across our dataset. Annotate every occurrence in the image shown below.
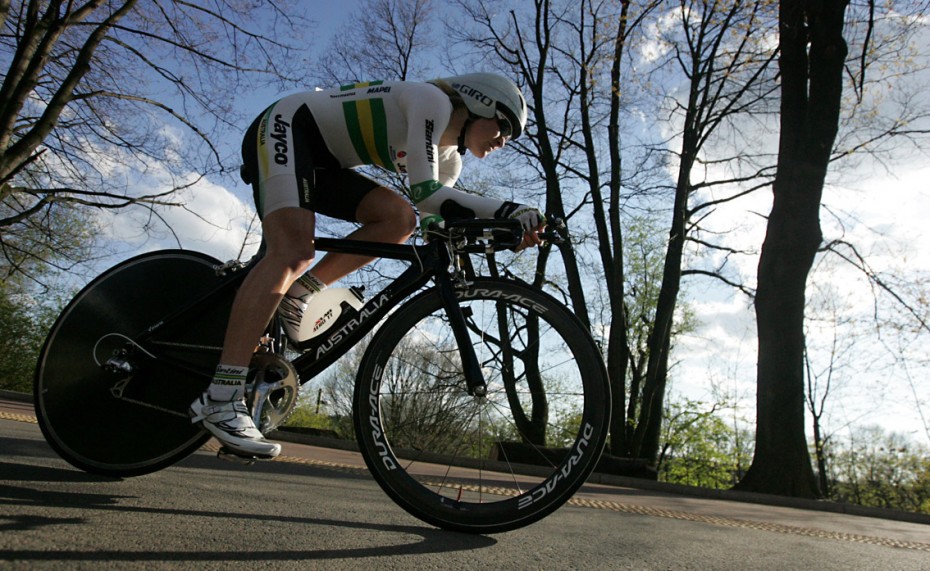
[189,73,546,459]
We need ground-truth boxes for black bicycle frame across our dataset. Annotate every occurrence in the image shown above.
[289,236,446,382]
[136,234,487,394]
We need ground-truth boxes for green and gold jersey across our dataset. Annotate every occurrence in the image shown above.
[297,80,505,219]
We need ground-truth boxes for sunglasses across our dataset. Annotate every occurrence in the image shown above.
[495,112,513,139]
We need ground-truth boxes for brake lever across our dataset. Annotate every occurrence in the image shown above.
[538,215,568,245]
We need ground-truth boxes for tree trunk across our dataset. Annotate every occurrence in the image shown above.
[598,0,632,456]
[812,418,830,496]
[742,159,823,497]
[633,175,687,463]
[736,0,849,498]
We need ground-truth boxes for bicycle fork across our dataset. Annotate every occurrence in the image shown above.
[435,271,487,398]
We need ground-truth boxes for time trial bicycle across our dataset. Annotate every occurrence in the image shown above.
[34,218,611,534]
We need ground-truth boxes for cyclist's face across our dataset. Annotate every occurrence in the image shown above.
[465,118,509,158]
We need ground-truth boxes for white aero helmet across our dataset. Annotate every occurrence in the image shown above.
[432,72,528,140]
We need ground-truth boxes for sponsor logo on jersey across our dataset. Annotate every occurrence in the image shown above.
[424,119,435,164]
[409,180,442,203]
[270,113,290,165]
[367,85,391,94]
[391,147,408,174]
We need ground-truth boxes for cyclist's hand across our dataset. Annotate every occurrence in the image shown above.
[496,201,545,231]
[516,222,546,251]
[495,201,546,250]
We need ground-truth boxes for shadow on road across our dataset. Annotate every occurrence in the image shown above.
[0,435,499,563]
[0,480,499,562]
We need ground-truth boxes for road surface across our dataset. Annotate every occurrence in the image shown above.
[2,398,928,570]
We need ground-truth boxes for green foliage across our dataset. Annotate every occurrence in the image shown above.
[1,192,98,285]
[825,426,930,514]
[281,379,354,439]
[283,406,340,434]
[0,283,57,393]
[658,399,753,489]
[0,195,92,394]
[658,410,930,514]
[620,214,699,456]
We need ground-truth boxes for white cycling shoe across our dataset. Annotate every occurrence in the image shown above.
[189,394,281,459]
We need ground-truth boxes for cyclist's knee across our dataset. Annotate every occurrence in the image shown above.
[287,247,316,275]
[394,203,417,238]
[260,207,316,270]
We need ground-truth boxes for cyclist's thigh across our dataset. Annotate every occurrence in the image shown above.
[354,185,416,227]
[312,168,382,223]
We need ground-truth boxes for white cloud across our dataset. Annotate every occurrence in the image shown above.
[637,8,679,65]
[825,166,930,271]
[672,155,930,443]
[98,173,261,264]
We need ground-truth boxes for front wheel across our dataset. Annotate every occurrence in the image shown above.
[353,278,610,533]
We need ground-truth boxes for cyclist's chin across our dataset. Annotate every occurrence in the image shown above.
[470,146,493,159]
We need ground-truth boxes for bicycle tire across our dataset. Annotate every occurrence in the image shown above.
[34,250,233,477]
[353,277,610,533]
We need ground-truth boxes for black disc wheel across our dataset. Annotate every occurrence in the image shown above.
[34,250,236,477]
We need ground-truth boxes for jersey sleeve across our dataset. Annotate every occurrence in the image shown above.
[400,84,505,220]
[400,84,452,202]
[414,183,506,220]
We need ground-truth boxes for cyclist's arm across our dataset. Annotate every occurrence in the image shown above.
[436,146,461,188]
[398,86,502,220]
[401,84,543,230]
[408,143,503,220]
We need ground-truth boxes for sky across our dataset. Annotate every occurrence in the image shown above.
[94,3,364,263]
[674,160,930,446]
[86,2,930,448]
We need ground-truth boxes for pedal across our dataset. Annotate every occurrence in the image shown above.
[216,446,269,465]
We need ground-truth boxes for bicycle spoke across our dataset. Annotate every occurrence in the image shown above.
[355,277,609,532]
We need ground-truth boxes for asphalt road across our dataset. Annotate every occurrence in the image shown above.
[2,405,929,570]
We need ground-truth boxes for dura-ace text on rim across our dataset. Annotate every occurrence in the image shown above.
[353,278,610,534]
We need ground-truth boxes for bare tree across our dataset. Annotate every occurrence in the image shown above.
[819,238,930,447]
[802,281,863,496]
[316,0,438,83]
[446,0,783,466]
[0,1,307,281]
[448,0,661,459]
[631,0,779,464]
[733,1,930,496]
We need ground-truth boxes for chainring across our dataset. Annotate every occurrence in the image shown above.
[246,352,300,433]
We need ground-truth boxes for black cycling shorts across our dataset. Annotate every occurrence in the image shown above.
[241,94,381,222]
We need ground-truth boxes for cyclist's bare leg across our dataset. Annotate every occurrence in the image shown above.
[310,186,417,284]
[190,207,315,458]
[219,207,317,368]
